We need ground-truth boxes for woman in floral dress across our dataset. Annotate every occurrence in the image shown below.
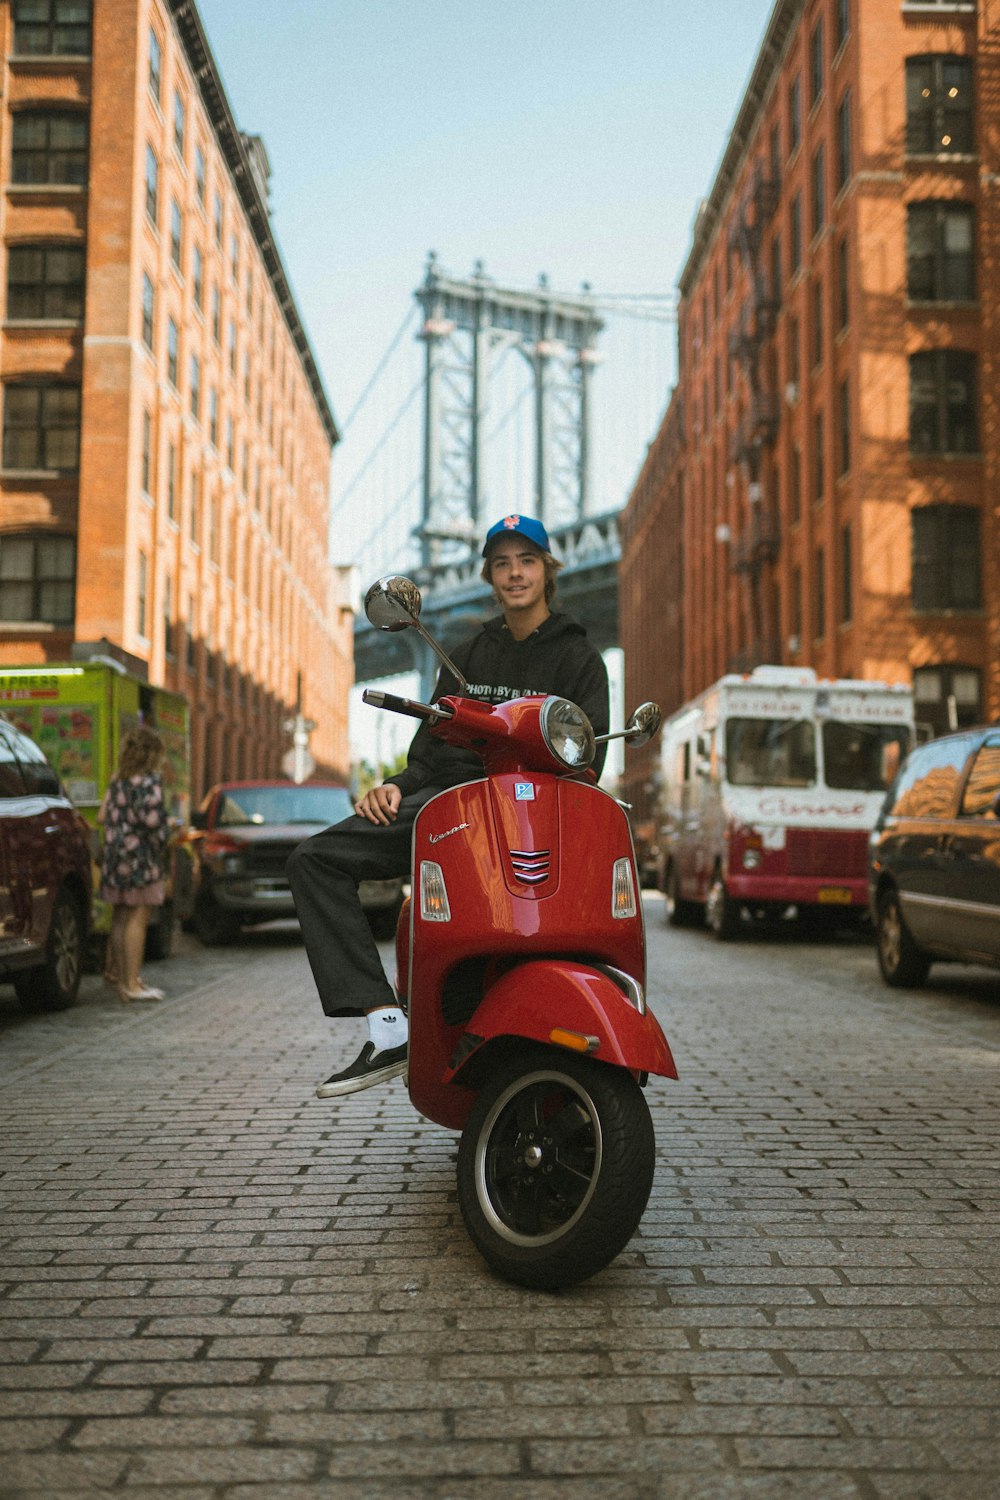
[98,726,169,1002]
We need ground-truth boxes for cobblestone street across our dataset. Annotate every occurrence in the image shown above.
[1,898,999,1499]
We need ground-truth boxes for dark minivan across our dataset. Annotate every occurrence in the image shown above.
[869,726,1000,987]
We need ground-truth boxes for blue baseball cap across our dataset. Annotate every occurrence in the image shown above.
[482,513,551,556]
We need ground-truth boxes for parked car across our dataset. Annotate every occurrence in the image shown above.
[185,780,406,945]
[0,713,92,1011]
[868,725,1000,987]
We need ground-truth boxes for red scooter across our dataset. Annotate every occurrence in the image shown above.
[363,577,678,1289]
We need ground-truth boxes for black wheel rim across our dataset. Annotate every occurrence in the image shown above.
[52,902,79,994]
[474,1069,602,1247]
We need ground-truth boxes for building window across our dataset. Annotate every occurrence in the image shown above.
[789,444,801,524]
[209,388,218,447]
[141,272,155,348]
[137,550,148,638]
[791,564,803,639]
[189,470,199,544]
[194,145,206,205]
[145,145,159,224]
[170,199,183,269]
[811,143,826,237]
[0,533,75,624]
[813,410,825,502]
[787,313,800,389]
[789,73,802,154]
[815,545,826,638]
[838,377,851,475]
[811,277,823,368]
[225,415,234,471]
[3,382,80,470]
[13,0,90,55]
[190,354,200,420]
[192,245,203,310]
[836,92,851,191]
[186,595,196,670]
[841,522,852,623]
[167,317,178,387]
[770,233,782,306]
[906,56,973,155]
[141,407,152,492]
[211,286,221,344]
[163,574,175,657]
[909,349,977,454]
[173,90,186,159]
[790,192,802,271]
[167,440,176,521]
[835,0,850,51]
[148,26,161,102]
[7,243,84,320]
[213,193,223,247]
[230,233,239,282]
[228,319,237,373]
[837,235,849,330]
[913,664,981,739]
[243,351,251,404]
[911,504,981,612]
[12,109,87,185]
[907,201,975,301]
[810,19,824,107]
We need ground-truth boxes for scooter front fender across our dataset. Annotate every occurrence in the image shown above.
[445,960,678,1085]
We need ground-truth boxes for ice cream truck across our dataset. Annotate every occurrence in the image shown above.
[656,666,914,938]
[0,659,191,959]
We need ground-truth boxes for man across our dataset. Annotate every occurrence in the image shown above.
[287,513,609,1098]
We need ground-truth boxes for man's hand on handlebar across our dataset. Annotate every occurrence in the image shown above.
[354,783,402,826]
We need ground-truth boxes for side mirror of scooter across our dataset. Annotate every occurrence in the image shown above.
[363,575,470,691]
[364,575,423,633]
[594,701,662,748]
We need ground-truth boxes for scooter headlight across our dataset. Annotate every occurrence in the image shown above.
[539,697,595,770]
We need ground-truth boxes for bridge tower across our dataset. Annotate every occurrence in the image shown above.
[415,254,604,576]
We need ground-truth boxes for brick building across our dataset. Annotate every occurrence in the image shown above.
[0,0,351,797]
[620,0,999,769]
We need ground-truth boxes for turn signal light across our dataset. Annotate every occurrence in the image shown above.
[549,1028,600,1054]
[419,860,451,922]
[611,858,637,918]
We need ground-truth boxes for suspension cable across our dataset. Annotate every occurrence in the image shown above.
[338,303,419,435]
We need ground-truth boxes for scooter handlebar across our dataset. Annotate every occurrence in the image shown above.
[362,689,455,722]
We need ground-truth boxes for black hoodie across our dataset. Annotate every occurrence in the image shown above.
[386,611,610,797]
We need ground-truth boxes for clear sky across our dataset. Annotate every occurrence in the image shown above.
[194,0,777,766]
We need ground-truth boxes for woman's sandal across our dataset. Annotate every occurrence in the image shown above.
[119,984,164,1003]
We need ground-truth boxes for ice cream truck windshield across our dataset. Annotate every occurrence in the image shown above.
[724,716,910,793]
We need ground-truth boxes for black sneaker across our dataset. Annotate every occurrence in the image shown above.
[315,1042,408,1099]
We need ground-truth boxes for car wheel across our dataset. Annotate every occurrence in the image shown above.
[876,887,931,988]
[193,891,241,946]
[665,863,702,928]
[144,900,175,961]
[14,888,85,1013]
[705,871,742,941]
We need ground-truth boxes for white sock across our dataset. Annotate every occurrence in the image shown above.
[366,1007,407,1051]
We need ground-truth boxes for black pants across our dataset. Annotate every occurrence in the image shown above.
[286,788,439,1018]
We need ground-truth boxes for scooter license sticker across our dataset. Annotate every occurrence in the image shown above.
[514,782,535,801]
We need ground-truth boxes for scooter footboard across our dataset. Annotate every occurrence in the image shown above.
[445,959,678,1084]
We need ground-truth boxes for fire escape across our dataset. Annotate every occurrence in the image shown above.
[727,163,782,669]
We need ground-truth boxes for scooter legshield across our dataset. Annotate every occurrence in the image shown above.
[445,958,678,1084]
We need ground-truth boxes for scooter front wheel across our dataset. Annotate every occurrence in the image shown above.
[457,1046,655,1290]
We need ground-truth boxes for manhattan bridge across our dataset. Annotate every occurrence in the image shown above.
[338,254,675,697]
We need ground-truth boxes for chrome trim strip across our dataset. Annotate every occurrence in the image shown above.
[593,962,646,1016]
[902,892,999,920]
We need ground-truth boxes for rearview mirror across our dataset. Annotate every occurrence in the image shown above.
[364,576,423,633]
[623,702,662,747]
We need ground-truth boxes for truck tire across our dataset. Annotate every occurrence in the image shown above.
[876,886,931,988]
[14,888,85,1013]
[144,900,174,961]
[705,871,742,941]
[665,863,702,928]
[457,1045,655,1290]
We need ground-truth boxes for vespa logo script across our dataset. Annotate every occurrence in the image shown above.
[429,822,471,845]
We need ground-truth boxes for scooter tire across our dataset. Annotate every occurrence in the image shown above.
[456,1045,656,1291]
